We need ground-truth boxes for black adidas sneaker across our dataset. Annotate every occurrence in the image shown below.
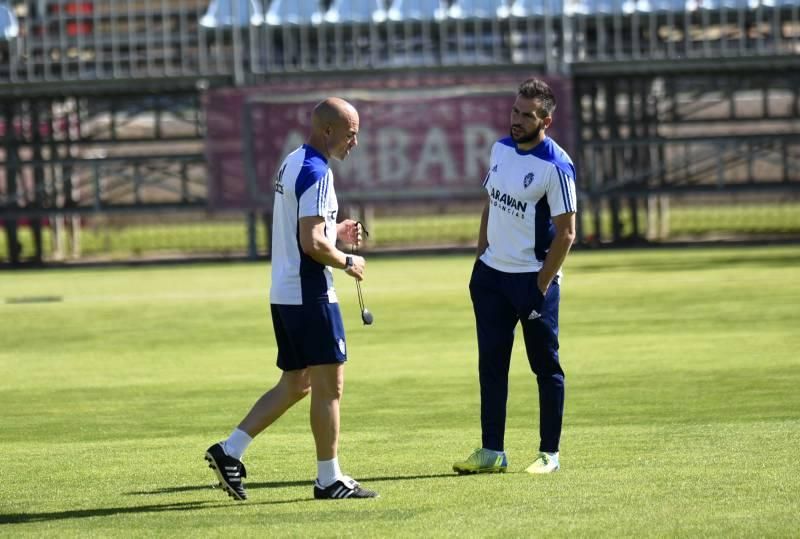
[204,443,248,501]
[313,476,378,500]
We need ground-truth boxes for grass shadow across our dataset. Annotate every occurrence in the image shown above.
[0,472,455,525]
[0,498,311,525]
[126,472,455,496]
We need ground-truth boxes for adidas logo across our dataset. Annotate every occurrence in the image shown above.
[331,484,355,499]
[528,309,541,320]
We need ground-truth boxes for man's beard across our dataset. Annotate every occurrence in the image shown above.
[510,125,543,144]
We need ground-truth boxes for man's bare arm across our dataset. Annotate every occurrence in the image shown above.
[476,198,490,260]
[299,216,365,280]
[537,212,576,293]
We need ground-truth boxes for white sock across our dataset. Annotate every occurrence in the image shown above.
[222,428,252,461]
[317,457,343,488]
[544,451,559,461]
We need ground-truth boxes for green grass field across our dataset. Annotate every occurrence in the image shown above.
[1,246,799,536]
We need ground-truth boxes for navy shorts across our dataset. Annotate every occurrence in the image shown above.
[271,303,347,371]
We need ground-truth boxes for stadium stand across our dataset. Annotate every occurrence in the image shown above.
[388,0,449,20]
[1,0,798,264]
[514,0,565,15]
[200,0,265,28]
[450,0,507,18]
[0,1,18,39]
[0,0,797,80]
[265,0,326,25]
[324,0,385,23]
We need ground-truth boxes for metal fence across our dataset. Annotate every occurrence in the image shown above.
[0,209,267,261]
[1,0,799,87]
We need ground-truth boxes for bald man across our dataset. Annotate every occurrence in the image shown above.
[205,98,378,501]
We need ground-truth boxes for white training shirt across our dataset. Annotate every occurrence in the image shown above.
[480,136,577,274]
[269,144,339,305]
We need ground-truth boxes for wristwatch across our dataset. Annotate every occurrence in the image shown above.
[345,256,353,270]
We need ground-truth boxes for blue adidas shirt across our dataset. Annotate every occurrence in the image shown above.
[480,136,577,274]
[270,144,339,305]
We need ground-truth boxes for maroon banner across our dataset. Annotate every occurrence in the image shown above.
[205,73,573,209]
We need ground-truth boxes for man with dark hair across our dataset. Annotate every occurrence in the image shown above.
[204,97,378,501]
[453,78,577,475]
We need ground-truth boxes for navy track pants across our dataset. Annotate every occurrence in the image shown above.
[469,259,565,453]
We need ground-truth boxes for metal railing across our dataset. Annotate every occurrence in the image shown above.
[0,154,208,217]
[1,1,798,86]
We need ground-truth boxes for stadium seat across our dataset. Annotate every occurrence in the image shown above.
[621,0,652,12]
[451,0,507,18]
[684,0,747,9]
[325,0,385,22]
[0,1,19,40]
[265,0,324,25]
[497,0,528,17]
[647,0,690,11]
[385,0,449,20]
[594,0,623,13]
[200,0,265,28]
[512,0,567,15]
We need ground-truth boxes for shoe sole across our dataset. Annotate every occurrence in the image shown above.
[314,493,381,500]
[453,466,507,475]
[524,466,560,474]
[204,452,247,501]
